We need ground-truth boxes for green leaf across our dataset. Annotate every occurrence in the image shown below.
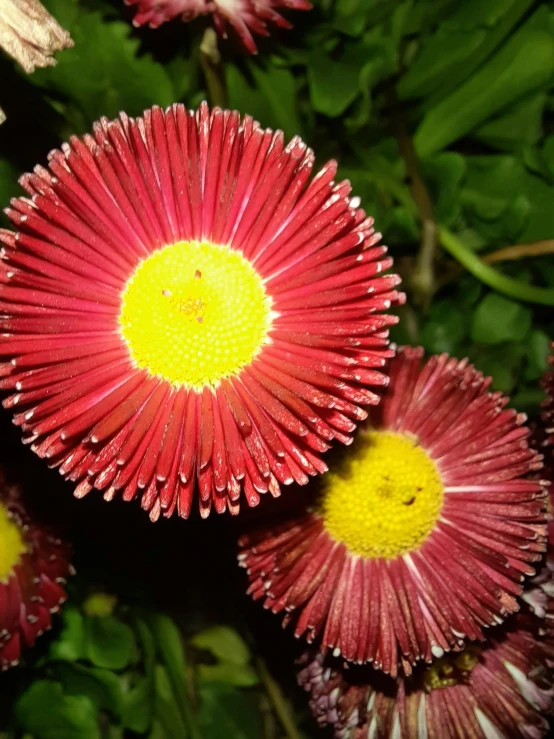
[197,683,264,739]
[420,301,466,355]
[524,329,551,381]
[473,92,546,150]
[14,681,99,739]
[421,152,466,226]
[190,626,251,667]
[146,613,201,739]
[226,61,302,140]
[153,666,187,739]
[27,0,174,129]
[473,343,526,393]
[462,155,554,244]
[122,677,153,734]
[471,293,532,344]
[414,9,554,157]
[49,607,85,663]
[399,0,534,102]
[83,615,137,671]
[51,662,124,718]
[0,160,18,212]
[307,46,364,117]
[197,662,259,688]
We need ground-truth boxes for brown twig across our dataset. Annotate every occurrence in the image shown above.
[482,239,554,264]
[386,87,437,308]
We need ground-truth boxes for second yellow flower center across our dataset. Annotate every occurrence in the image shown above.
[119,241,272,388]
[0,502,26,582]
[321,431,443,559]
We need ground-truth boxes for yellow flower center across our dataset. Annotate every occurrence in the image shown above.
[321,431,443,559]
[423,648,480,691]
[119,241,272,388]
[0,502,26,582]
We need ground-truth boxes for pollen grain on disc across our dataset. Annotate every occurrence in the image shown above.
[119,241,272,388]
[321,430,444,559]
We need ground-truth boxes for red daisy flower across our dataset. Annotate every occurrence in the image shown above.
[0,469,72,670]
[239,346,548,675]
[125,0,312,54]
[0,103,402,521]
[297,609,554,739]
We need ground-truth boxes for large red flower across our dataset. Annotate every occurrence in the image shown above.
[0,103,402,521]
[125,0,311,54]
[297,609,554,739]
[239,347,548,675]
[0,469,72,670]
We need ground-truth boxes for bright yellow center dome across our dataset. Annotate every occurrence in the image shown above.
[321,430,443,559]
[119,241,272,388]
[0,502,26,582]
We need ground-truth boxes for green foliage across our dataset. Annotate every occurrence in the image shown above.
[8,591,268,739]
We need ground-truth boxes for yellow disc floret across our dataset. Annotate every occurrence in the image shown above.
[119,241,272,388]
[321,431,444,559]
[0,502,26,582]
[423,647,481,692]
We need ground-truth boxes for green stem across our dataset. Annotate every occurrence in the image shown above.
[200,27,227,109]
[255,657,302,739]
[439,226,554,306]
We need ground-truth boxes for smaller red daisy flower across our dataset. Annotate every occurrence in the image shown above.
[298,605,554,739]
[239,347,548,676]
[125,0,311,53]
[0,469,72,670]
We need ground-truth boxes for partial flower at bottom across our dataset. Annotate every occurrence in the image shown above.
[0,468,72,670]
[239,347,548,676]
[125,0,311,54]
[297,607,554,739]
[0,103,403,521]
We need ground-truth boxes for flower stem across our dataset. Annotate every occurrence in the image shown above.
[255,657,302,739]
[438,226,554,306]
[200,27,227,109]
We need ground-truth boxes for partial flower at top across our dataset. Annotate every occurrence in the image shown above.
[0,0,73,74]
[0,103,403,521]
[239,347,548,676]
[0,468,73,670]
[125,0,311,54]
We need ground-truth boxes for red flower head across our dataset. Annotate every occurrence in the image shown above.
[125,0,312,54]
[0,469,72,670]
[0,103,403,521]
[297,608,554,739]
[239,347,548,676]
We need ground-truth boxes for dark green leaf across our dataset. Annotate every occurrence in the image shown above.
[15,681,99,739]
[197,663,259,688]
[524,329,551,381]
[226,61,302,140]
[49,607,85,663]
[190,626,251,666]
[122,677,153,734]
[414,9,554,157]
[420,302,466,355]
[471,293,532,344]
[197,683,264,739]
[51,662,124,717]
[153,666,188,739]
[83,615,137,671]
